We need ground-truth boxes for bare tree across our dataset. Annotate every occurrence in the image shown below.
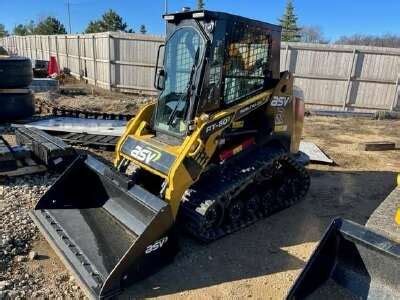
[336,34,400,48]
[300,26,329,44]
[140,25,147,34]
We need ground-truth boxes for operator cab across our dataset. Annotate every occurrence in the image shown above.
[153,10,282,139]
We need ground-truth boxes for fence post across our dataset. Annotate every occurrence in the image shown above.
[29,36,33,58]
[55,36,60,68]
[14,36,18,55]
[26,37,29,57]
[108,33,112,90]
[84,35,88,80]
[77,35,81,78]
[65,35,69,70]
[284,44,290,70]
[35,36,38,59]
[391,74,400,111]
[48,35,51,59]
[343,48,358,109]
[40,36,44,59]
[92,35,97,87]
[13,36,17,54]
[24,37,27,57]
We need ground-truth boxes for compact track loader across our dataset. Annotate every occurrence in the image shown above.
[31,10,310,299]
[288,175,400,299]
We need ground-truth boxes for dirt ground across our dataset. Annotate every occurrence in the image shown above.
[34,85,153,116]
[21,113,398,299]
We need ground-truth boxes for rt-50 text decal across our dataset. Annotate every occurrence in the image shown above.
[201,114,234,139]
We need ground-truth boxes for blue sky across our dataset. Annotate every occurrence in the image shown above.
[1,0,399,40]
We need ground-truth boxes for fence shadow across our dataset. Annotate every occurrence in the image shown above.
[122,169,397,298]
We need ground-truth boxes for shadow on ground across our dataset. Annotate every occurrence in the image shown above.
[121,169,397,298]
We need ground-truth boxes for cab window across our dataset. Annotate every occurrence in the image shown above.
[223,24,271,104]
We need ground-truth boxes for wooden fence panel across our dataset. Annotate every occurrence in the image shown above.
[111,33,164,93]
[1,34,399,111]
[281,42,400,111]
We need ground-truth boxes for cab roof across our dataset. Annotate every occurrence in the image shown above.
[163,9,282,32]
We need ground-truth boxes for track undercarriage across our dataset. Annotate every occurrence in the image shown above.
[179,145,310,242]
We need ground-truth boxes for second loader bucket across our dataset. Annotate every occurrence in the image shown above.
[30,155,178,299]
[287,218,400,299]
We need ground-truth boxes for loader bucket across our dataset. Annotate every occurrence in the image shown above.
[287,218,400,299]
[30,155,178,299]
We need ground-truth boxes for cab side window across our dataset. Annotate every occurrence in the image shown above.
[223,24,271,104]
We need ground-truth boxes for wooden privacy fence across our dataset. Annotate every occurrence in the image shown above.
[1,32,164,94]
[1,34,400,111]
[280,42,400,112]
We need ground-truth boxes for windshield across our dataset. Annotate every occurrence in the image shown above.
[155,27,204,136]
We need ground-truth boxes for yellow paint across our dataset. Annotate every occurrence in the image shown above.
[114,79,294,218]
[393,174,400,225]
[275,124,288,132]
[232,121,244,128]
[396,209,400,225]
[233,145,243,155]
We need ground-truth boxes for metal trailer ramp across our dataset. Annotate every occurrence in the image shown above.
[30,155,178,299]
[287,219,400,300]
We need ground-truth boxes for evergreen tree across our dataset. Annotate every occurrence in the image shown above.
[101,10,128,32]
[139,25,147,34]
[35,17,67,35]
[85,20,103,34]
[0,24,8,37]
[197,0,205,10]
[279,0,301,42]
[13,24,29,36]
[13,21,36,36]
[85,9,132,33]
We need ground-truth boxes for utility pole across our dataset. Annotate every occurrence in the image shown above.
[67,0,72,34]
[164,0,168,36]
[164,0,168,14]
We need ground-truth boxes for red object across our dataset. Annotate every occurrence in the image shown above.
[219,137,256,161]
[47,56,59,76]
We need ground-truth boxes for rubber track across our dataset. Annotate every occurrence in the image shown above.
[52,108,134,121]
[179,146,310,242]
[60,132,119,149]
[26,109,135,123]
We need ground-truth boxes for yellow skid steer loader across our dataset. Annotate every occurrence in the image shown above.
[31,10,310,299]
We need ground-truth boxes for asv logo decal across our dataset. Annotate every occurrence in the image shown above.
[131,145,161,164]
[270,96,291,107]
[145,236,169,254]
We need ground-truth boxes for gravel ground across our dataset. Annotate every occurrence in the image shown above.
[0,174,86,299]
[0,137,103,299]
[1,96,399,299]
